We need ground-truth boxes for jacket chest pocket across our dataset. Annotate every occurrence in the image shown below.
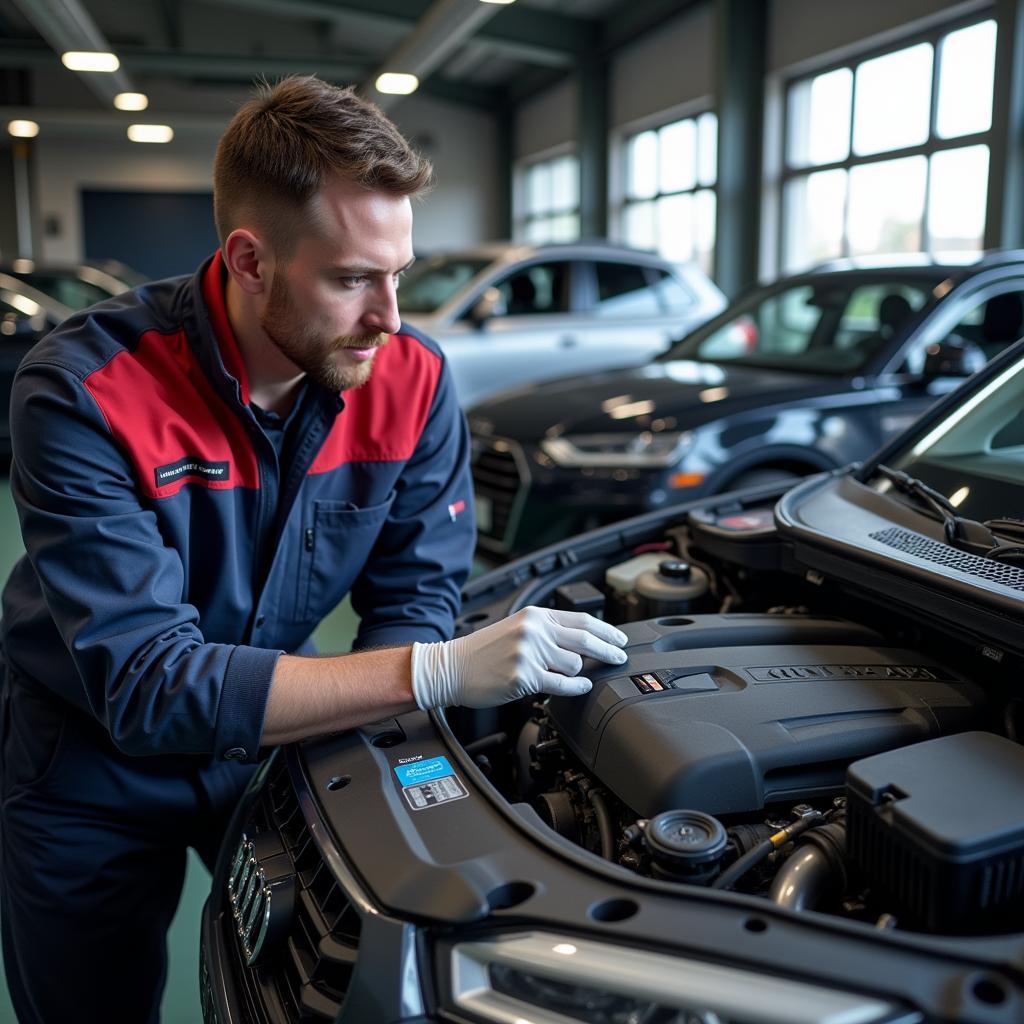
[293,491,396,623]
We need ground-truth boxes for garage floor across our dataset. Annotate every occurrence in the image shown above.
[0,477,362,1023]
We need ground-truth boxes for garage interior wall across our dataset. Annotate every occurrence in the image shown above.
[610,4,714,128]
[25,99,498,265]
[513,76,579,162]
[391,93,501,251]
[767,0,987,73]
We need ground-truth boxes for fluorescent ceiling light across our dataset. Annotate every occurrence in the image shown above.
[375,72,419,95]
[7,120,39,138]
[114,92,148,111]
[61,51,120,72]
[480,0,517,4]
[127,124,174,144]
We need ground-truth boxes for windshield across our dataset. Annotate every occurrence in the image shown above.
[398,256,491,314]
[879,348,1024,523]
[661,275,940,375]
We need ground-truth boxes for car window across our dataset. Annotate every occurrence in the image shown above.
[397,256,491,314]
[671,278,931,374]
[16,273,111,311]
[493,262,570,316]
[650,269,695,314]
[593,262,660,317]
[897,282,1024,374]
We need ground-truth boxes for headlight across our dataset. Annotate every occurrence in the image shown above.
[448,932,908,1024]
[540,431,692,468]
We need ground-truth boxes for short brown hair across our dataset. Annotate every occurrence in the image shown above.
[213,75,432,252]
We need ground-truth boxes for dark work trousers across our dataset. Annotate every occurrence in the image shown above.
[0,668,258,1023]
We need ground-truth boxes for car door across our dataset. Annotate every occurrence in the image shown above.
[874,276,1024,439]
[441,259,578,406]
[571,261,687,370]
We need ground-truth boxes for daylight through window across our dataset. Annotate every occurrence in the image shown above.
[782,18,997,271]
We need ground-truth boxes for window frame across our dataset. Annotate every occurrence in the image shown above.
[512,147,581,245]
[778,11,999,272]
[611,101,718,272]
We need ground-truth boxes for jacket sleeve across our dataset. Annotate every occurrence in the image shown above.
[8,360,280,761]
[349,357,475,648]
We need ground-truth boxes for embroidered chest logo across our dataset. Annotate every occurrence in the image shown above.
[154,457,230,488]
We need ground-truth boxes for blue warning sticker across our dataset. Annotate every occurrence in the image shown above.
[393,755,468,811]
[394,756,455,787]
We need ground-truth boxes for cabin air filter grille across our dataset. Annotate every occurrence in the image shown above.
[869,527,1024,590]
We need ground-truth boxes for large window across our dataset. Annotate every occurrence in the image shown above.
[514,153,580,244]
[618,112,718,275]
[782,18,997,272]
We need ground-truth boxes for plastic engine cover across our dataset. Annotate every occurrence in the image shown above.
[545,614,985,818]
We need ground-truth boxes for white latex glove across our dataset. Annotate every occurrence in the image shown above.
[411,606,629,710]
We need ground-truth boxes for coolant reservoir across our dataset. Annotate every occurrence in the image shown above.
[634,559,709,616]
[604,552,669,595]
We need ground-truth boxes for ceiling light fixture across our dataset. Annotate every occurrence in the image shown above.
[7,120,40,138]
[375,72,419,95]
[479,0,517,4]
[127,124,173,144]
[61,51,120,72]
[114,92,148,111]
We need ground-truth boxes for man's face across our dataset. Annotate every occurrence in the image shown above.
[259,176,414,392]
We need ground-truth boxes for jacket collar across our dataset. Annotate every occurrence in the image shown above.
[200,250,251,405]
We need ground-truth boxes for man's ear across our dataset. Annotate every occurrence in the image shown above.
[223,228,271,296]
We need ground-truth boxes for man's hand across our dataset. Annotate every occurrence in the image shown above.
[410,606,628,710]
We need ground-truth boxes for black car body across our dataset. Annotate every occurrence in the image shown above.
[470,252,1024,557]
[202,336,1024,1023]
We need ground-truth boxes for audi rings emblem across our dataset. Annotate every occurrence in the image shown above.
[227,832,295,967]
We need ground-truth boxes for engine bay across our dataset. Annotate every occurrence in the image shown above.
[451,481,1024,939]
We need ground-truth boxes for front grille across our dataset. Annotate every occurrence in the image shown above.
[870,527,1024,590]
[471,437,528,548]
[225,755,362,1022]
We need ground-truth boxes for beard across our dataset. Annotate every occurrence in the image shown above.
[260,271,388,392]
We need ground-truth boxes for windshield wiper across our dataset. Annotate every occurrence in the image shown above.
[874,464,996,555]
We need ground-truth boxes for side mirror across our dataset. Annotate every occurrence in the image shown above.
[920,337,987,380]
[469,288,504,328]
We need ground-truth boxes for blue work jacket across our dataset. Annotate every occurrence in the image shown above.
[0,253,475,766]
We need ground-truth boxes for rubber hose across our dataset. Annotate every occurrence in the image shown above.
[588,789,616,861]
[768,845,835,911]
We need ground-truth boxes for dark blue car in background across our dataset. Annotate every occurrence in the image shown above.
[470,251,1024,557]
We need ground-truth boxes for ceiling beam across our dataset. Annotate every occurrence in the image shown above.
[600,0,707,53]
[0,41,370,83]
[199,0,596,67]
[159,0,183,50]
[9,0,138,104]
[364,0,506,110]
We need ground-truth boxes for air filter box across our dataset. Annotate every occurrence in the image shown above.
[846,731,1024,932]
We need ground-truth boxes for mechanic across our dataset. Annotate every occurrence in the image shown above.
[0,76,627,1023]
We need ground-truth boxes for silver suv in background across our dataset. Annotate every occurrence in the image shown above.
[399,242,726,407]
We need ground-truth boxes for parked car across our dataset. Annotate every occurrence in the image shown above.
[201,335,1024,1024]
[399,242,726,406]
[0,274,71,457]
[469,251,1024,557]
[1,257,139,311]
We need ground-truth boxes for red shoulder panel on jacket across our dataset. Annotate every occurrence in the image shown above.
[84,329,260,498]
[309,333,442,475]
